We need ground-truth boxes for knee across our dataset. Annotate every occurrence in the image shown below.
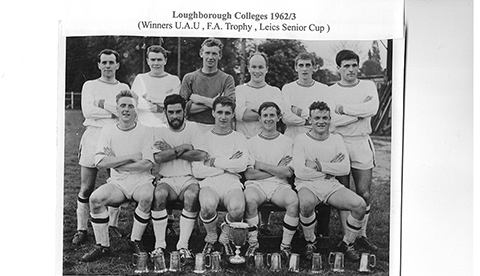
[244,192,259,210]
[184,188,199,204]
[200,198,217,215]
[89,193,105,209]
[138,191,153,210]
[352,197,367,216]
[228,201,245,221]
[285,196,299,214]
[358,191,371,204]
[153,188,168,208]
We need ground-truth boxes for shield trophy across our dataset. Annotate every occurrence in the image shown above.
[228,222,249,264]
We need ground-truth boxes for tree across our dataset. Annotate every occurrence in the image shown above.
[361,41,383,76]
[257,39,307,88]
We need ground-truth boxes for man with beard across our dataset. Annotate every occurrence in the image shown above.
[180,38,235,133]
[150,94,203,260]
[292,101,366,262]
[81,90,155,262]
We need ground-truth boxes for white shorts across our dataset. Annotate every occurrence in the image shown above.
[245,179,291,202]
[108,173,155,200]
[78,126,102,168]
[155,176,198,195]
[343,136,376,170]
[295,179,343,204]
[199,173,243,201]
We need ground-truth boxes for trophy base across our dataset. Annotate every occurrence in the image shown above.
[134,269,149,273]
[358,268,372,273]
[193,269,206,274]
[229,255,246,264]
[332,268,345,272]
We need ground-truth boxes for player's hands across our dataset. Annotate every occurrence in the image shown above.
[103,147,115,156]
[95,99,105,109]
[363,95,373,103]
[314,158,322,172]
[277,155,292,166]
[305,159,317,169]
[335,104,344,115]
[190,94,205,104]
[330,153,345,163]
[229,151,243,160]
[177,144,194,152]
[291,105,303,117]
[154,140,172,151]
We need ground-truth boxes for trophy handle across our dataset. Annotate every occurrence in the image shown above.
[266,253,271,267]
[205,254,211,268]
[370,254,376,267]
[328,252,334,265]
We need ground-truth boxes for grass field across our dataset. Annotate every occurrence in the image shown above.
[63,109,391,276]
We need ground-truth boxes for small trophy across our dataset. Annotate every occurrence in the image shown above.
[228,222,249,264]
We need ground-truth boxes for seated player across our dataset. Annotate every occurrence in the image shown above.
[150,94,202,260]
[292,101,366,262]
[81,90,155,262]
[243,102,299,262]
[190,96,248,256]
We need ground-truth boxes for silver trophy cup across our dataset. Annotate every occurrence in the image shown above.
[228,222,249,264]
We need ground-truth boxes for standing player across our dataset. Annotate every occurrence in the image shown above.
[73,49,129,246]
[132,45,181,128]
[243,102,298,262]
[292,101,366,261]
[329,50,379,252]
[150,94,202,260]
[180,38,236,133]
[281,52,330,139]
[190,96,248,256]
[235,52,285,139]
[81,90,155,262]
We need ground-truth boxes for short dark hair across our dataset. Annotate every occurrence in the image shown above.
[335,50,360,66]
[309,101,330,115]
[116,90,139,104]
[212,96,235,112]
[258,101,281,116]
[164,94,186,110]
[248,52,268,67]
[295,52,315,67]
[201,37,223,54]
[97,49,120,63]
[147,45,168,58]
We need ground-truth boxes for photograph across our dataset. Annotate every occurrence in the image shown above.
[62,36,394,275]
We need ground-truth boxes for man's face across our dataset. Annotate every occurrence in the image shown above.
[147,52,166,73]
[338,59,359,83]
[248,55,267,84]
[200,45,221,69]
[165,103,185,130]
[259,107,279,132]
[98,54,119,80]
[295,59,314,81]
[116,97,137,124]
[212,104,234,129]
[310,109,331,135]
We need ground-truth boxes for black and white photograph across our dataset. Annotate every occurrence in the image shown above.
[62,36,396,275]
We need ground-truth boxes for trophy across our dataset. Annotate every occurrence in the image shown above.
[228,222,249,264]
